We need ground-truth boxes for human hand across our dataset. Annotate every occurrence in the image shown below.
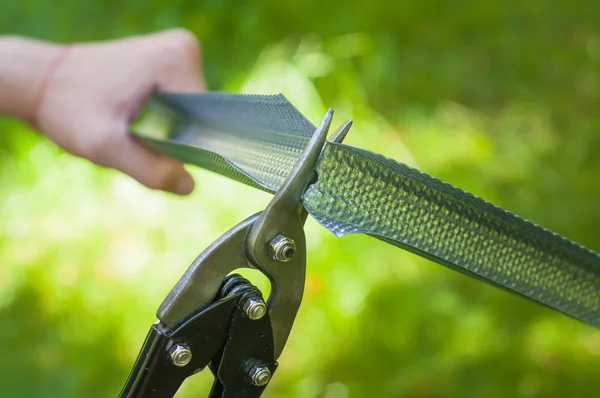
[31,29,204,194]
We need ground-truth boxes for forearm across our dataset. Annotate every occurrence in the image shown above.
[0,36,62,120]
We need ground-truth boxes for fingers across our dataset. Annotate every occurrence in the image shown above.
[117,28,202,194]
[110,29,203,194]
[102,133,195,195]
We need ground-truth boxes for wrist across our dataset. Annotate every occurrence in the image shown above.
[0,36,63,120]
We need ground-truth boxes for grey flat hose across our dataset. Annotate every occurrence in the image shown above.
[135,92,600,328]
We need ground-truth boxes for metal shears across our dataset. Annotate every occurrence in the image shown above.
[119,110,352,397]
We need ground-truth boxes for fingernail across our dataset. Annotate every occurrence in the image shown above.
[174,174,195,195]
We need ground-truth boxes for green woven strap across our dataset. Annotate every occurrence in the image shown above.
[135,92,600,327]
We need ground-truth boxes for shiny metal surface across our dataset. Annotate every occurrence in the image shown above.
[157,213,259,328]
[248,365,272,387]
[243,297,267,320]
[168,343,192,367]
[269,234,296,262]
[246,109,334,359]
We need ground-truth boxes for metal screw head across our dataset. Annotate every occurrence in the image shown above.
[269,234,296,262]
[244,297,267,320]
[249,365,272,387]
[168,343,192,367]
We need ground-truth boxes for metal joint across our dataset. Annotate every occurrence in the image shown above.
[269,234,296,262]
[243,297,267,320]
[248,364,272,387]
[168,343,192,367]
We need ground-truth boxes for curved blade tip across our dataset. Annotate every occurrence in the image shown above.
[329,119,353,144]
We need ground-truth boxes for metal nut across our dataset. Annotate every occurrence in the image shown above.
[243,297,267,320]
[269,234,296,262]
[168,343,192,367]
[249,365,272,387]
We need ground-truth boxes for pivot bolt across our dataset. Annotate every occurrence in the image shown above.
[168,343,192,367]
[269,234,296,262]
[248,364,272,387]
[244,297,267,320]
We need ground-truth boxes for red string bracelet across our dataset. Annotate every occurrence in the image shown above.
[28,43,74,129]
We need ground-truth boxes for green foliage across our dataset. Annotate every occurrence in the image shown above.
[2,2,600,397]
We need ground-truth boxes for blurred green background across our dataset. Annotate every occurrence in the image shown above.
[2,1,600,397]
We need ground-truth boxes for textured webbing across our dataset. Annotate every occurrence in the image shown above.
[135,92,600,327]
